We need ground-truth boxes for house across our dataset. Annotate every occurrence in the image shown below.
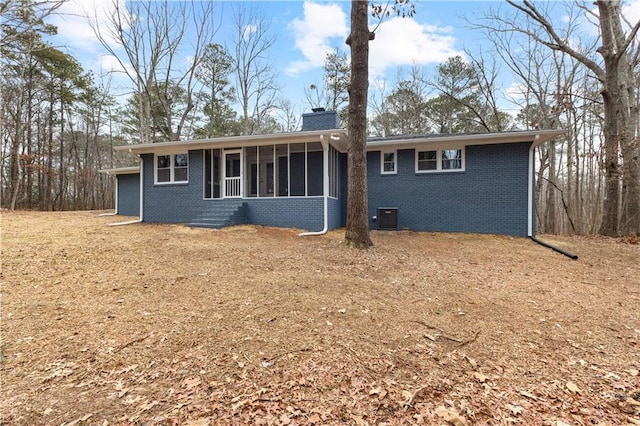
[101,110,563,237]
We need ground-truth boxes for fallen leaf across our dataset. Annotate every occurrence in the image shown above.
[473,372,487,383]
[435,406,467,426]
[506,403,524,415]
[369,387,387,398]
[519,390,539,400]
[464,356,477,368]
[566,381,583,395]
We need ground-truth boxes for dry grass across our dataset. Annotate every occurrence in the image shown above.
[1,211,638,425]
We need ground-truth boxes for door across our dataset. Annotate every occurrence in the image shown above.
[223,150,242,198]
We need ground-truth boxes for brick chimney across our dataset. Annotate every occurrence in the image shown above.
[301,108,340,131]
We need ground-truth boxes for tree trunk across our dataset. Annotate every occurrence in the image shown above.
[595,0,640,236]
[344,0,373,248]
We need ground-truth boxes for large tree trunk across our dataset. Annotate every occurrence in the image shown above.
[596,0,639,236]
[344,0,373,248]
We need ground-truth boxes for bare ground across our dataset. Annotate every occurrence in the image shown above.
[1,210,638,425]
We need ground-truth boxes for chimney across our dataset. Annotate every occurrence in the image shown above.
[302,109,340,131]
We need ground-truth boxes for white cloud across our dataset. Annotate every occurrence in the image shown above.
[369,17,462,78]
[48,0,125,52]
[286,1,349,75]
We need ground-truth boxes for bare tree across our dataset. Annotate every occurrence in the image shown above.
[229,4,280,135]
[89,0,218,143]
[478,0,640,236]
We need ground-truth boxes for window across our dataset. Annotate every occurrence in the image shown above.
[381,150,397,174]
[155,153,188,183]
[415,147,464,172]
[417,150,437,171]
[442,149,462,170]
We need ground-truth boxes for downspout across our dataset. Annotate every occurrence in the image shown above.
[109,153,143,226]
[527,134,578,260]
[299,135,329,236]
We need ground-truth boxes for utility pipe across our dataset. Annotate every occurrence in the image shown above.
[299,135,329,236]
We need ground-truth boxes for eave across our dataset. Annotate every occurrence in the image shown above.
[114,129,349,155]
[365,129,566,151]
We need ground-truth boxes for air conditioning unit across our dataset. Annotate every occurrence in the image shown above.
[377,208,398,230]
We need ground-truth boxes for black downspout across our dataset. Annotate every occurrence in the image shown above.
[529,236,578,260]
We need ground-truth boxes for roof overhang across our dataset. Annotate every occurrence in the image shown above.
[365,129,565,151]
[112,128,565,157]
[99,166,140,175]
[114,129,349,155]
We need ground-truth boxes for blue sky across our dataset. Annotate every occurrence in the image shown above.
[47,0,640,117]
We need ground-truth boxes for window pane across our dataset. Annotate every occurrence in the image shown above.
[383,152,395,172]
[157,169,171,182]
[157,155,170,169]
[417,150,437,171]
[174,153,188,167]
[442,149,462,169]
[174,167,187,182]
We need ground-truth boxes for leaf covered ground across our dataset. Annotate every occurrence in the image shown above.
[1,211,639,425]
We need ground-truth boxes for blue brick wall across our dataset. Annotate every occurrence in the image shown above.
[140,150,337,231]
[142,151,206,223]
[245,198,325,231]
[366,142,531,236]
[116,173,140,216]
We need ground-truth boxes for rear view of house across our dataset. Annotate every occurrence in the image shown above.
[102,110,563,237]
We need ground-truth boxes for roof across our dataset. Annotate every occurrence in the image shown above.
[365,129,565,150]
[112,128,565,155]
[114,129,349,155]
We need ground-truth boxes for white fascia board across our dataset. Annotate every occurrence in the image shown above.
[114,129,348,155]
[365,129,566,151]
[99,166,141,175]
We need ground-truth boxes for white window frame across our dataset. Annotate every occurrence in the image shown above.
[380,150,397,175]
[415,147,465,173]
[154,152,189,184]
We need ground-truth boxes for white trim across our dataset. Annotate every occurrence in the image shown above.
[299,135,329,236]
[415,146,465,173]
[222,149,243,198]
[380,150,397,175]
[528,134,542,237]
[139,156,144,220]
[154,152,189,185]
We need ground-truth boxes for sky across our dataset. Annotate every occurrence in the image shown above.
[45,0,640,117]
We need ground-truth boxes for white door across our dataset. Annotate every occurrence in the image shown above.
[222,150,243,198]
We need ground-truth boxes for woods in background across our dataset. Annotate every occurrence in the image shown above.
[1,0,638,236]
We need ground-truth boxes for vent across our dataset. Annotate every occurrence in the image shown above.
[377,208,398,230]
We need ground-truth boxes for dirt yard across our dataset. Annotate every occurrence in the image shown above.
[1,211,638,425]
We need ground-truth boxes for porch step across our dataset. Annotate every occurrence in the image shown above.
[186,202,247,229]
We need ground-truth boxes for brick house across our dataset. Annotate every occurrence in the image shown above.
[101,110,563,237]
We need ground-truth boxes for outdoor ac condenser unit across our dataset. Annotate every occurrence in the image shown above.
[377,208,398,230]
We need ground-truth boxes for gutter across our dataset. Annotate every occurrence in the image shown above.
[527,134,578,260]
[299,135,329,236]
[109,154,143,227]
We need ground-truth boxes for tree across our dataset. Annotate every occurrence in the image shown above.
[344,0,415,248]
[479,0,640,236]
[305,48,351,124]
[229,4,280,135]
[195,43,238,137]
[89,0,217,143]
